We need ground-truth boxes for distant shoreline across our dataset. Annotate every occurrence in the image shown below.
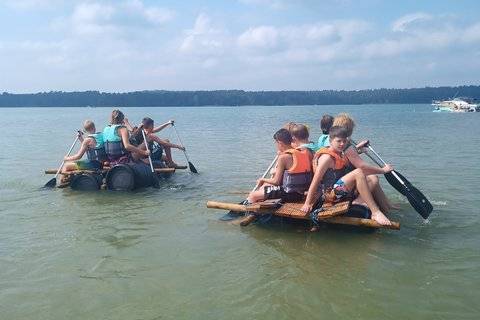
[1,85,479,107]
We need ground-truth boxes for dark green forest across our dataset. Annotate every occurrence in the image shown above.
[1,86,479,107]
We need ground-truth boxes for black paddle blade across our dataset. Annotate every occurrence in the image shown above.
[384,171,410,196]
[188,161,198,174]
[152,175,160,188]
[384,170,433,219]
[405,185,433,219]
[44,178,57,188]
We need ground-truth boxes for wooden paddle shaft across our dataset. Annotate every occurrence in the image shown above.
[252,155,278,192]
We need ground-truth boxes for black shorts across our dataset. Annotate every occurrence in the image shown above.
[264,185,304,202]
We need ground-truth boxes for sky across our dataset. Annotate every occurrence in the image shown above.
[0,0,479,92]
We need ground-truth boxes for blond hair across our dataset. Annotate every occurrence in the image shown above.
[83,120,95,132]
[333,113,355,137]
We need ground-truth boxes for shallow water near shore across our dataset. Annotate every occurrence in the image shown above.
[0,104,479,319]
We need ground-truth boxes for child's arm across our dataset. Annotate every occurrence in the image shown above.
[118,127,149,157]
[345,148,393,175]
[123,118,137,132]
[148,134,185,151]
[258,155,287,186]
[301,155,332,213]
[64,138,91,161]
[152,120,174,133]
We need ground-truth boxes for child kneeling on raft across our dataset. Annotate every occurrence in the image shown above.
[247,128,313,203]
[300,126,393,226]
[63,120,106,175]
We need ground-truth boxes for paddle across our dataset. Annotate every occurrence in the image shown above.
[220,155,279,221]
[353,140,433,219]
[44,134,80,188]
[172,123,198,173]
[141,128,160,188]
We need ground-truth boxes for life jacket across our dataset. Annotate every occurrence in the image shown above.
[102,125,128,160]
[85,132,107,162]
[315,147,349,189]
[281,148,313,194]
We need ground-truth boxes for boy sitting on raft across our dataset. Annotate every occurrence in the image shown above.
[300,126,393,226]
[62,120,106,175]
[247,128,313,203]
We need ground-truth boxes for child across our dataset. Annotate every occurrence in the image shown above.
[103,109,150,165]
[291,123,315,154]
[317,114,334,148]
[300,126,392,226]
[333,113,398,212]
[247,128,313,203]
[62,120,106,174]
[133,117,185,167]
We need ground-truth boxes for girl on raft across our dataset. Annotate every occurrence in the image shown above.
[129,117,185,168]
[102,109,150,165]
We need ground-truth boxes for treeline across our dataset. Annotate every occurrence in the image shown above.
[1,85,479,107]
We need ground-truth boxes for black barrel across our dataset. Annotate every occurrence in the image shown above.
[345,204,372,219]
[106,163,156,191]
[70,173,102,191]
[106,164,135,191]
[129,162,155,188]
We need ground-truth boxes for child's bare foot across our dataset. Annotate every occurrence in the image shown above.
[309,225,319,232]
[371,211,392,226]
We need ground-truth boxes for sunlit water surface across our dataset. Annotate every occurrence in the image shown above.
[0,105,479,319]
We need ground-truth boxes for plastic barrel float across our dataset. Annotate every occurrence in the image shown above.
[105,163,156,191]
[70,173,103,191]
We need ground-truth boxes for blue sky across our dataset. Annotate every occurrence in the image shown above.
[0,0,479,92]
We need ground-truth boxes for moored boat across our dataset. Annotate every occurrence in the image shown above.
[432,97,479,112]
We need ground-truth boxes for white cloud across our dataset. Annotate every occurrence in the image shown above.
[0,0,63,10]
[392,12,432,32]
[238,0,286,10]
[179,13,227,55]
[237,26,279,50]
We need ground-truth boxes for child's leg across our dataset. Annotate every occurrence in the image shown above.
[247,183,275,203]
[340,169,391,225]
[62,162,77,173]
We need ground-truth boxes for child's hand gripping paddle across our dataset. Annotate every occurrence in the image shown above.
[44,133,81,188]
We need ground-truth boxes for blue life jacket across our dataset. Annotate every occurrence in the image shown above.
[86,132,107,161]
[102,125,128,160]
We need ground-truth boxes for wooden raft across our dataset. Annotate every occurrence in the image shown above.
[206,200,400,230]
[45,167,177,175]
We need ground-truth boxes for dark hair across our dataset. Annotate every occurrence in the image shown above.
[273,128,292,145]
[329,126,349,139]
[142,117,154,128]
[291,124,309,140]
[320,114,334,134]
[110,109,125,125]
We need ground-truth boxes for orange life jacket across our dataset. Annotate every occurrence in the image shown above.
[315,147,349,170]
[284,148,313,173]
[281,148,313,194]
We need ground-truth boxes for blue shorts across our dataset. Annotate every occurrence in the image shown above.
[324,179,352,203]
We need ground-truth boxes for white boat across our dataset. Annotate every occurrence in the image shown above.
[432,97,479,112]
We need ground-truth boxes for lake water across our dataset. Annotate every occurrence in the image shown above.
[0,104,479,319]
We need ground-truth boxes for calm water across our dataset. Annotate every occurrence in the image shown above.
[0,105,479,319]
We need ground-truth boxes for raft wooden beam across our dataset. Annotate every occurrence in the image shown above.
[206,200,400,230]
[45,167,176,174]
